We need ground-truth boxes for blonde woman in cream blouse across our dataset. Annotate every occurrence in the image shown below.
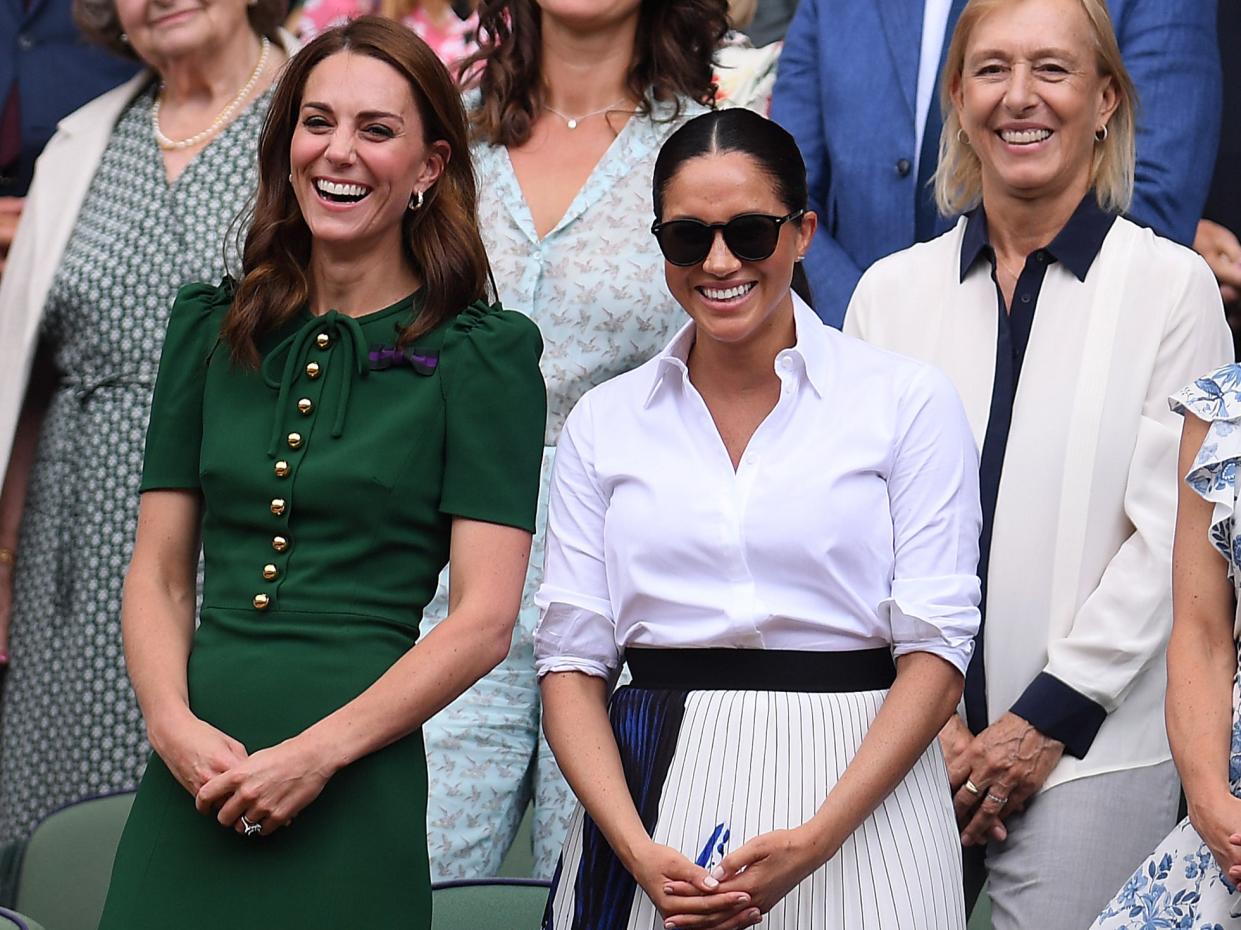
[844,0,1232,927]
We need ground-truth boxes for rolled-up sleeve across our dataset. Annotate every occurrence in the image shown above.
[880,366,983,674]
[534,397,620,679]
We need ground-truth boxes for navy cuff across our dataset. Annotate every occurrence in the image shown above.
[1009,672,1107,759]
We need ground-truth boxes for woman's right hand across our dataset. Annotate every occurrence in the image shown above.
[628,840,760,929]
[1188,790,1241,884]
[149,709,248,799]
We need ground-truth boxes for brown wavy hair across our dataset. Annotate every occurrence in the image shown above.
[225,16,492,365]
[462,0,729,147]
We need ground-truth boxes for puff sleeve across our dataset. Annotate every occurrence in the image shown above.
[139,279,232,493]
[439,301,546,533]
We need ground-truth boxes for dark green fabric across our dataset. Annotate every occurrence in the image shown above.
[430,882,551,930]
[100,280,546,929]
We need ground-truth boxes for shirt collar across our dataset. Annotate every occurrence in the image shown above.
[643,292,827,407]
[958,194,1117,283]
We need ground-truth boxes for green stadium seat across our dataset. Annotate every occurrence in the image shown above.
[431,879,551,930]
[14,792,134,930]
[0,905,47,930]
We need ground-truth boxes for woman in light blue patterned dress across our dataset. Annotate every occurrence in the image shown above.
[418,0,751,881]
[1092,364,1241,930]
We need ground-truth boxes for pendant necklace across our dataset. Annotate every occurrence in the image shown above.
[543,97,630,130]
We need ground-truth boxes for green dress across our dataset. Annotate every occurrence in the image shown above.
[97,279,546,929]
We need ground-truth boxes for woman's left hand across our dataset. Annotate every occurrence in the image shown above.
[957,711,1063,846]
[195,735,337,837]
[706,826,826,918]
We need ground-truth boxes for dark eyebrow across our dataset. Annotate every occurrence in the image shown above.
[300,102,404,123]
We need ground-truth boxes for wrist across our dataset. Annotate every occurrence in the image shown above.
[145,702,196,754]
[797,816,842,870]
[296,719,353,776]
[612,829,656,875]
[1186,780,1236,824]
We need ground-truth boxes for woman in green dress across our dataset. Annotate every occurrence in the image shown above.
[97,17,546,929]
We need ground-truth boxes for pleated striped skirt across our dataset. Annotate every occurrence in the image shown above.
[543,648,966,930]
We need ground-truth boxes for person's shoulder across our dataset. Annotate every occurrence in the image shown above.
[823,323,951,396]
[440,300,544,387]
[564,354,667,430]
[861,222,964,289]
[1109,216,1221,307]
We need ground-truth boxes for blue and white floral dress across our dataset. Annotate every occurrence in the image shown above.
[1092,362,1241,930]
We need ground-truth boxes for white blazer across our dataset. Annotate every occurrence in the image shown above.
[845,215,1233,792]
[0,32,296,479]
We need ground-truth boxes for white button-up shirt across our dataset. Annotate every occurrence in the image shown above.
[534,295,983,680]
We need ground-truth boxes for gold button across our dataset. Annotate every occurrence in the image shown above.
[305,361,321,379]
[272,535,289,553]
[270,498,286,516]
[297,398,313,415]
[287,432,302,449]
[262,563,278,581]
[316,333,331,349]
[274,460,290,478]
[253,593,270,610]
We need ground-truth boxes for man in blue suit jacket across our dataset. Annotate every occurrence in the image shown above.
[0,0,135,197]
[772,0,1221,327]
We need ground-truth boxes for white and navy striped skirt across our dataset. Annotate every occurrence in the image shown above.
[544,648,966,930]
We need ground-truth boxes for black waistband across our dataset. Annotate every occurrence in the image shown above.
[624,647,896,693]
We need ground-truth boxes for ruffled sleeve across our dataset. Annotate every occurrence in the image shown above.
[139,279,232,492]
[1170,362,1241,574]
[439,301,546,532]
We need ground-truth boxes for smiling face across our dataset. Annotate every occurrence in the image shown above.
[289,51,447,258]
[659,151,816,350]
[952,0,1118,207]
[114,0,252,65]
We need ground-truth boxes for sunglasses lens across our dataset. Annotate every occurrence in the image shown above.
[723,215,780,262]
[656,221,713,266]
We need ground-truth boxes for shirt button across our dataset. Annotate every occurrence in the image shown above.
[305,361,321,379]
[1035,250,1047,263]
[272,535,289,552]
[262,563,279,581]
[252,593,270,610]
[270,498,286,516]
[16,34,34,51]
[1020,293,1032,304]
[274,460,290,478]
[316,333,331,349]
[895,158,912,177]
[297,398,313,415]
[287,432,303,449]
[779,356,795,371]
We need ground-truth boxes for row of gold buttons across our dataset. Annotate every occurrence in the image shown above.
[253,333,331,609]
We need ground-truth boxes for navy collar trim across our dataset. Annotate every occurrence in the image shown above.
[959,195,1117,283]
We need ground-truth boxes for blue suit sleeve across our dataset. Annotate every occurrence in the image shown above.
[770,0,862,329]
[1118,0,1221,246]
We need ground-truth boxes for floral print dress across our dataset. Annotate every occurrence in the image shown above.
[1092,362,1241,930]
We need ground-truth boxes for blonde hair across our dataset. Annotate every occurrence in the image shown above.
[933,0,1136,217]
[728,0,757,29]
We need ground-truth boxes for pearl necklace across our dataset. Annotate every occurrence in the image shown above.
[153,36,271,151]
[543,97,630,130]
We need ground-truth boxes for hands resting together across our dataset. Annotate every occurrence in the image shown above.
[938,711,1064,848]
[150,707,334,838]
[627,826,834,930]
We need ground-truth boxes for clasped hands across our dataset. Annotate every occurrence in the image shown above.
[939,711,1064,847]
[631,826,829,930]
[151,709,333,838]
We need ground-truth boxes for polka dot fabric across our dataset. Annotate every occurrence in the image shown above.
[0,81,272,853]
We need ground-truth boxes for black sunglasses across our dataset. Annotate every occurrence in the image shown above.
[650,210,805,266]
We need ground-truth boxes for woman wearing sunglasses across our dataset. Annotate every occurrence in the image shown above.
[535,108,982,930]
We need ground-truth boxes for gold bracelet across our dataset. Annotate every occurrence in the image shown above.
[0,548,15,566]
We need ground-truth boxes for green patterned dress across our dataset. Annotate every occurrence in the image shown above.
[97,280,545,928]
[0,80,273,876]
